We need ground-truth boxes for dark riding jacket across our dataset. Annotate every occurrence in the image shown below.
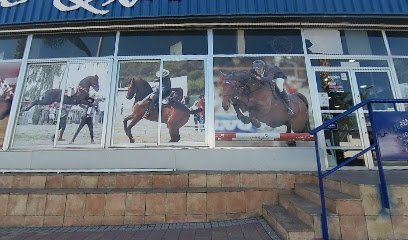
[236,64,286,91]
[151,76,172,104]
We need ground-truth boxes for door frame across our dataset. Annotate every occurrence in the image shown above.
[311,66,396,170]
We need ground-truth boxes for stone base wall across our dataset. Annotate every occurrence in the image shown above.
[0,172,314,228]
[324,178,408,239]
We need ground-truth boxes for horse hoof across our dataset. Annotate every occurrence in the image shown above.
[238,116,250,124]
[251,121,261,128]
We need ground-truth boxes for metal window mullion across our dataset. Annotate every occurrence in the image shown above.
[52,63,70,147]
[157,61,164,146]
[207,29,214,148]
[3,34,33,151]
[349,70,373,169]
[383,30,405,108]
[100,60,114,148]
[106,58,119,147]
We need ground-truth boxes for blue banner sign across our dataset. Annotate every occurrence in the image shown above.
[373,112,408,161]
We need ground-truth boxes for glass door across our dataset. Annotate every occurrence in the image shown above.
[315,70,366,167]
[353,70,399,168]
[314,69,396,169]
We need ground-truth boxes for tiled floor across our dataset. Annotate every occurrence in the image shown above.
[0,217,280,240]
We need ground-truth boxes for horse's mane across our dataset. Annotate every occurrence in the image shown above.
[129,78,153,102]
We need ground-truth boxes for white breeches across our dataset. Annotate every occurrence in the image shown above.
[276,78,285,92]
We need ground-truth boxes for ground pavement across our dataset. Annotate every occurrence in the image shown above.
[0,217,280,240]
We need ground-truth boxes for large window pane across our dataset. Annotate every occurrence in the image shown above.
[29,34,116,59]
[245,30,303,54]
[161,60,206,144]
[13,63,67,148]
[0,36,26,60]
[393,58,408,98]
[58,62,109,147]
[387,31,408,56]
[305,30,387,55]
[0,62,21,148]
[118,31,207,56]
[213,30,238,54]
[214,56,313,147]
[113,61,160,146]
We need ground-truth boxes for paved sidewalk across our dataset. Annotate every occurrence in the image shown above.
[0,217,280,240]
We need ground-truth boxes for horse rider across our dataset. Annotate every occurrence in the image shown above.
[145,69,172,117]
[248,60,294,115]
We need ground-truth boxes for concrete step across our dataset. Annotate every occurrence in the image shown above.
[295,184,364,216]
[262,204,314,240]
[0,187,278,228]
[279,193,341,239]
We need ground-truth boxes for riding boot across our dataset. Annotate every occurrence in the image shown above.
[281,89,294,116]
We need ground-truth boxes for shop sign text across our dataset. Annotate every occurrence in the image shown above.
[0,0,144,15]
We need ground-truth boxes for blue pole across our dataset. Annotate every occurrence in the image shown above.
[314,133,329,240]
[367,103,390,209]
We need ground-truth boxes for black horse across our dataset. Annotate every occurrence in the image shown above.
[24,75,99,111]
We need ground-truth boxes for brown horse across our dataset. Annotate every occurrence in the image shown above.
[123,78,202,143]
[24,75,99,111]
[220,71,310,133]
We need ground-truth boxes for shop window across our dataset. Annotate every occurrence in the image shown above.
[0,36,27,60]
[213,56,313,147]
[29,34,116,59]
[118,31,207,56]
[112,60,206,147]
[12,61,110,148]
[244,30,303,54]
[387,31,408,56]
[304,29,387,55]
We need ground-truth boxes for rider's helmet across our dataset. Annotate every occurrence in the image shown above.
[156,69,170,78]
[252,60,266,77]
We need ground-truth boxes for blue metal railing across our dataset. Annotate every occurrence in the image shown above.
[310,98,408,240]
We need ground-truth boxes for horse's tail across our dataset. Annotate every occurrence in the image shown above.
[189,108,203,115]
[296,92,311,132]
[296,93,309,109]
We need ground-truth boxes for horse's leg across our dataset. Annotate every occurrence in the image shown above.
[125,115,144,143]
[249,113,261,128]
[168,126,180,142]
[123,115,134,142]
[24,100,41,111]
[285,121,296,147]
[232,103,250,124]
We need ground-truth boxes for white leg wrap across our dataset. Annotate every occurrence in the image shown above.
[276,78,285,92]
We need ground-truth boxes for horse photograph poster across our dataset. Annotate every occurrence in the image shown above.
[12,62,109,148]
[0,62,20,148]
[214,56,314,147]
[113,60,206,146]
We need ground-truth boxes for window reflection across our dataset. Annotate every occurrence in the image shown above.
[0,36,27,60]
[387,31,408,56]
[29,34,116,59]
[118,31,208,56]
[305,30,386,55]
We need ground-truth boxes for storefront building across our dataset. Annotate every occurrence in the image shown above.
[0,0,408,171]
